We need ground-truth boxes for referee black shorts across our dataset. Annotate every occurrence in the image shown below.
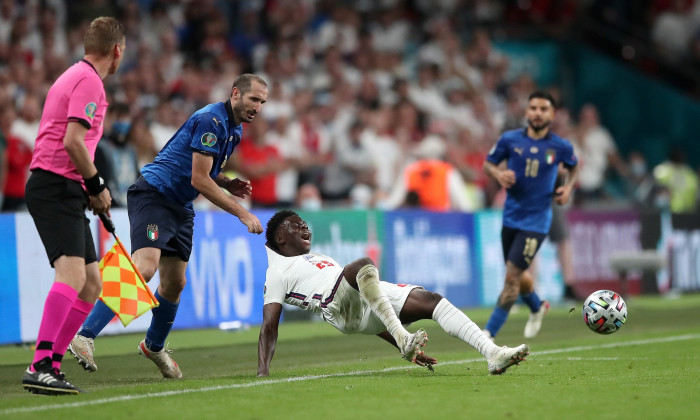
[25,169,97,267]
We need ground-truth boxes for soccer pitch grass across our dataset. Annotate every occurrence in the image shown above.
[1,294,699,420]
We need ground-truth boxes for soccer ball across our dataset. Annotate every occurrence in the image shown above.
[582,290,627,334]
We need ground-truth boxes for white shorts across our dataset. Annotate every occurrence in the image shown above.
[321,279,422,335]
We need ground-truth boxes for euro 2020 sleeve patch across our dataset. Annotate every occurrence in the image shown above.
[201,132,217,147]
[85,102,97,119]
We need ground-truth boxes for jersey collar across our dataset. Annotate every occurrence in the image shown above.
[81,59,99,76]
[225,99,239,129]
[522,127,552,141]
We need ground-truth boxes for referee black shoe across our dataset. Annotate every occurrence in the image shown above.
[22,357,81,395]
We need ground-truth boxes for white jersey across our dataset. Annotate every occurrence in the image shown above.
[264,246,345,316]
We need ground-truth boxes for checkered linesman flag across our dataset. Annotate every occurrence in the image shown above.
[98,238,159,326]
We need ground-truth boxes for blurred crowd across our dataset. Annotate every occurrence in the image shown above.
[0,0,698,214]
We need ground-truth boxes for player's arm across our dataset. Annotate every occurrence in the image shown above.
[376,331,437,368]
[257,302,283,377]
[63,121,111,214]
[483,160,515,189]
[214,172,253,199]
[554,163,578,205]
[191,152,262,234]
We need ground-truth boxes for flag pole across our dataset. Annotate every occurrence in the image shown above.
[99,213,159,305]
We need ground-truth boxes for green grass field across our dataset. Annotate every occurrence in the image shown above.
[1,294,699,420]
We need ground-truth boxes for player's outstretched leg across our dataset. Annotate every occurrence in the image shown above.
[432,298,497,357]
[69,299,115,371]
[356,264,427,362]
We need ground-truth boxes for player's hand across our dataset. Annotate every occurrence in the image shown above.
[554,184,572,205]
[497,169,516,189]
[226,178,253,198]
[88,189,112,215]
[240,212,263,234]
[414,353,438,370]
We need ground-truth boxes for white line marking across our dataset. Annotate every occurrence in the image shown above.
[4,333,699,415]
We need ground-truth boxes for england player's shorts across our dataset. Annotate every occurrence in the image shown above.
[128,177,194,261]
[321,279,422,335]
[25,169,97,266]
[502,226,547,270]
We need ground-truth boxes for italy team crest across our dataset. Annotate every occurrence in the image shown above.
[545,149,556,164]
[146,224,159,241]
[201,132,217,147]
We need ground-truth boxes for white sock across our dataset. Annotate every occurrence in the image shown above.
[432,298,497,358]
[356,265,408,344]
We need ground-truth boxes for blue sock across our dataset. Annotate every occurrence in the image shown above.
[521,292,543,313]
[77,299,115,339]
[484,306,509,337]
[145,289,178,352]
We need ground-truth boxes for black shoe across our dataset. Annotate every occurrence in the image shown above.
[22,357,81,395]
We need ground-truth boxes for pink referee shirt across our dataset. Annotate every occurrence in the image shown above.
[30,60,107,183]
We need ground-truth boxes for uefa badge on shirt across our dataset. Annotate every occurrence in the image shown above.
[201,132,217,147]
[85,102,97,120]
[147,224,159,241]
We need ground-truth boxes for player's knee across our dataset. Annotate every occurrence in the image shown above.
[354,257,375,270]
[423,290,444,306]
[138,264,158,282]
[161,276,186,297]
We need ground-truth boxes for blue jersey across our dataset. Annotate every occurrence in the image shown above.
[141,100,243,207]
[487,128,577,233]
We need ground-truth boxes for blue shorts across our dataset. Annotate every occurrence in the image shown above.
[127,177,194,262]
[501,226,547,270]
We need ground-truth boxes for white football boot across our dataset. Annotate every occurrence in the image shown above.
[138,340,182,378]
[487,344,530,375]
[68,335,97,372]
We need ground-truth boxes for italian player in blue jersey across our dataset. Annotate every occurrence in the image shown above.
[483,91,578,340]
[69,74,268,378]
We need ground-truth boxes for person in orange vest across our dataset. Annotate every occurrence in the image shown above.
[381,135,474,211]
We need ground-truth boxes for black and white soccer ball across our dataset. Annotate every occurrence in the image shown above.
[582,290,628,334]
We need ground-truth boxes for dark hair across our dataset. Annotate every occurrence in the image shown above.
[265,210,299,251]
[528,91,556,108]
[84,17,125,56]
[232,73,268,95]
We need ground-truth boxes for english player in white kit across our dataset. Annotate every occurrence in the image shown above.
[257,210,531,376]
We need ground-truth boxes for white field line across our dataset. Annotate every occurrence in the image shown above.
[3,333,699,415]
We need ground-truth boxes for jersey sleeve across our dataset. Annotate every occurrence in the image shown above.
[190,113,224,156]
[263,267,286,305]
[66,77,102,129]
[486,134,509,165]
[560,140,578,169]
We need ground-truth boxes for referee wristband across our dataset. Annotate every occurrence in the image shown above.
[84,173,106,195]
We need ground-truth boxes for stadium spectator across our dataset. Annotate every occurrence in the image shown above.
[0,105,32,211]
[320,120,375,204]
[257,209,530,377]
[382,134,474,212]
[233,117,287,208]
[652,147,699,213]
[11,94,41,149]
[93,103,139,208]
[574,104,626,204]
